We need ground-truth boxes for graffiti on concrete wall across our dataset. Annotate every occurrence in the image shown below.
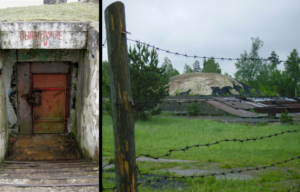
[19,31,62,47]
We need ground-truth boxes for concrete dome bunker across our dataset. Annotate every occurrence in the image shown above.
[0,21,99,163]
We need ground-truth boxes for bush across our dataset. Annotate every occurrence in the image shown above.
[280,109,293,125]
[150,107,162,116]
[239,88,245,96]
[103,99,112,117]
[187,99,201,116]
[137,111,151,121]
[250,88,257,97]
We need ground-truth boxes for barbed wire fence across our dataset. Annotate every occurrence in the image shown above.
[102,37,300,64]
[102,36,300,191]
[102,129,300,191]
[102,128,300,170]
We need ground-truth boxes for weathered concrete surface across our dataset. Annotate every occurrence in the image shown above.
[0,160,99,191]
[1,50,17,136]
[6,134,81,161]
[169,73,244,96]
[0,22,88,49]
[0,50,9,165]
[44,0,67,4]
[76,22,99,163]
[0,21,99,165]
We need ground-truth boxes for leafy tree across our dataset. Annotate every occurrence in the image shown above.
[268,51,280,71]
[128,43,169,120]
[193,60,201,72]
[234,37,264,87]
[284,49,300,97]
[102,60,110,97]
[161,57,180,81]
[224,72,232,77]
[202,57,221,74]
[184,63,194,73]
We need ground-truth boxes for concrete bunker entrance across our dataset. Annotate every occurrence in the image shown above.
[15,62,77,134]
[5,52,81,161]
[0,21,99,163]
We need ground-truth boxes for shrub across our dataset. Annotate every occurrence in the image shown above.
[250,88,257,97]
[150,107,162,116]
[103,99,112,117]
[280,109,293,125]
[187,99,201,116]
[137,111,151,121]
[239,88,245,96]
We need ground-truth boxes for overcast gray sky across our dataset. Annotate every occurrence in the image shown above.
[102,0,300,76]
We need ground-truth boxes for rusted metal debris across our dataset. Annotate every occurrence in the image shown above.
[204,100,257,117]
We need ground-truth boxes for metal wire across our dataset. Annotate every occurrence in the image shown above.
[135,129,300,160]
[102,38,107,47]
[102,129,300,169]
[102,155,300,191]
[126,38,300,64]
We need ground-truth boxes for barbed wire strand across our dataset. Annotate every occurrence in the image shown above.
[135,129,300,160]
[102,129,300,170]
[102,155,300,191]
[102,97,300,104]
[102,38,107,47]
[125,38,300,64]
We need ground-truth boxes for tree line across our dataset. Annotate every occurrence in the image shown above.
[234,37,300,98]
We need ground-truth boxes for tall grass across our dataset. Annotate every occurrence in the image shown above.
[102,115,300,166]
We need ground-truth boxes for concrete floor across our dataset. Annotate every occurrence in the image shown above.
[6,134,81,161]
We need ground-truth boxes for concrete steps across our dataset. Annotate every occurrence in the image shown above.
[0,159,99,192]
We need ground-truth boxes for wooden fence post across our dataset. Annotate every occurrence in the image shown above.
[104,1,137,192]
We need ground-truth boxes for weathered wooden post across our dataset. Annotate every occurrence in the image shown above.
[105,1,137,192]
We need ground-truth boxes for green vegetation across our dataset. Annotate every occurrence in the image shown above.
[280,109,294,125]
[103,99,112,117]
[103,115,300,191]
[250,88,258,97]
[202,57,222,74]
[129,42,169,120]
[234,37,300,97]
[238,88,244,96]
[101,61,110,97]
[184,63,194,73]
[103,115,300,164]
[0,2,98,22]
[187,99,201,116]
[161,57,180,80]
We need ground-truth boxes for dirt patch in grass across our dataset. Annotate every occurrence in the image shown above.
[102,170,187,191]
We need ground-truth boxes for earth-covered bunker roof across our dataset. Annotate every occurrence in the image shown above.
[0,2,99,22]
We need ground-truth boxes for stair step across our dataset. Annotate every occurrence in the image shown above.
[0,185,99,192]
[0,178,99,185]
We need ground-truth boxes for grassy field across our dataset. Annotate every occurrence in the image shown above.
[102,114,300,191]
[0,2,98,22]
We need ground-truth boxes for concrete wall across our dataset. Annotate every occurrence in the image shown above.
[0,21,99,163]
[0,50,9,164]
[75,22,99,163]
[0,22,88,49]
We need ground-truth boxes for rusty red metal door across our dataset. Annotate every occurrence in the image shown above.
[32,74,67,133]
